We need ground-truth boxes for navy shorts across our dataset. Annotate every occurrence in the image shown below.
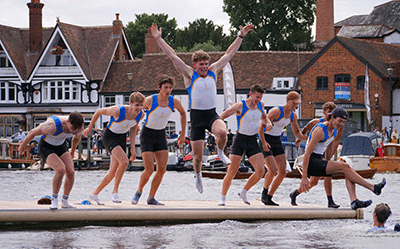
[102,128,126,153]
[231,133,261,158]
[307,153,331,177]
[190,108,220,141]
[140,126,168,152]
[260,134,285,158]
[39,139,68,162]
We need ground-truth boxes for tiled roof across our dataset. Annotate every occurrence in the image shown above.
[0,22,120,81]
[57,22,119,81]
[299,36,400,78]
[336,24,391,38]
[101,50,317,93]
[0,24,53,79]
[335,1,400,29]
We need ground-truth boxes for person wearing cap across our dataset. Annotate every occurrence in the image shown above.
[299,107,386,210]
[258,91,308,205]
[291,102,340,208]
[17,129,26,143]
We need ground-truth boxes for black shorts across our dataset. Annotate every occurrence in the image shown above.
[260,134,285,158]
[231,133,261,158]
[190,108,220,141]
[307,153,331,177]
[103,128,126,153]
[140,126,168,152]
[39,139,68,162]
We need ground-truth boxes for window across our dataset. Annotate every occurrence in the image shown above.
[0,115,20,137]
[0,52,12,68]
[0,82,17,102]
[42,80,81,102]
[166,121,176,137]
[334,74,351,100]
[124,95,130,105]
[317,77,328,89]
[105,96,115,107]
[357,76,365,90]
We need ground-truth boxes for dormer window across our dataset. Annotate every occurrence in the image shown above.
[0,52,12,68]
[272,77,296,89]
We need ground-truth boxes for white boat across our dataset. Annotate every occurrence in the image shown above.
[339,132,382,170]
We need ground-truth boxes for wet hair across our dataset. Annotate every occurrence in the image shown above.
[322,102,337,112]
[192,50,211,63]
[374,203,392,224]
[158,75,174,88]
[69,111,84,131]
[250,84,264,94]
[129,91,145,104]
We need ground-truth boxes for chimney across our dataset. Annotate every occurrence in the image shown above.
[315,0,334,50]
[113,13,123,37]
[145,28,161,54]
[27,0,44,54]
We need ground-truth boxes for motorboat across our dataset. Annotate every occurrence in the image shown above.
[339,132,382,170]
[369,143,400,172]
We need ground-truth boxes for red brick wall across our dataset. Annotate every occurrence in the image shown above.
[27,1,44,53]
[316,0,334,43]
[299,41,390,127]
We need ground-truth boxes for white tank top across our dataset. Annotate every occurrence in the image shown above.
[266,106,294,136]
[144,94,174,130]
[41,116,74,146]
[306,123,337,155]
[236,100,263,136]
[187,70,216,110]
[107,106,142,134]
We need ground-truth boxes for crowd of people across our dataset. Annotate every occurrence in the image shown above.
[17,22,388,215]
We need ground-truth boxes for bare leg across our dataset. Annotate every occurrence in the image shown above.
[149,150,168,197]
[221,155,241,196]
[138,151,156,193]
[211,119,227,150]
[243,153,265,191]
[59,152,75,196]
[191,140,204,173]
[46,153,67,195]
[267,154,287,196]
[111,146,130,194]
[263,155,278,189]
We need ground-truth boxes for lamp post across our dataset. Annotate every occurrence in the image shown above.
[127,72,133,93]
[387,66,394,136]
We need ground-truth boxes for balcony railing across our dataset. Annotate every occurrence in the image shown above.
[35,66,81,76]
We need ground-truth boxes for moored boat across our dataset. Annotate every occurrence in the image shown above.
[369,143,400,172]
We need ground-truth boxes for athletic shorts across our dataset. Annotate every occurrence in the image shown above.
[307,153,331,177]
[39,139,68,162]
[190,108,220,141]
[102,128,126,153]
[260,134,285,158]
[140,126,168,152]
[231,133,261,158]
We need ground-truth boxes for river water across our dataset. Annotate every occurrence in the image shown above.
[0,170,399,248]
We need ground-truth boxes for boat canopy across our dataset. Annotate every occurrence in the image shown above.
[340,132,381,157]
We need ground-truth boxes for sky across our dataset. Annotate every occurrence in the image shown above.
[0,0,391,36]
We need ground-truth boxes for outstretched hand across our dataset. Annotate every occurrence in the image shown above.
[150,23,162,39]
[239,24,254,37]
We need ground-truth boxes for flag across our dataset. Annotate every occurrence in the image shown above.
[223,62,236,110]
[364,64,371,124]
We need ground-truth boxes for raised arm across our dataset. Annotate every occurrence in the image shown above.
[174,98,187,145]
[209,24,254,73]
[150,23,193,79]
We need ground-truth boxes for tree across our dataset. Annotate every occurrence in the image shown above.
[223,0,316,51]
[174,19,232,51]
[125,13,178,58]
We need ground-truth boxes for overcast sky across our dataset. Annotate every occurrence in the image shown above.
[1,0,390,36]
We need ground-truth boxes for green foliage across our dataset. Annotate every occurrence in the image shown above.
[125,13,178,58]
[174,19,231,51]
[223,0,316,51]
